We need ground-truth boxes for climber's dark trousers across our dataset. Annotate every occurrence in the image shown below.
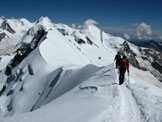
[119,69,126,85]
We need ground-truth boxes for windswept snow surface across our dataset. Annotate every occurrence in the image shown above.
[0,17,162,122]
[1,64,162,122]
[39,29,90,66]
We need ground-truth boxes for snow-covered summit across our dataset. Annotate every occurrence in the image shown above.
[36,16,55,29]
[7,18,33,33]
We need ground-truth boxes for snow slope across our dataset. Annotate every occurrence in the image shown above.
[55,23,124,66]
[1,64,162,122]
[0,17,162,122]
[39,29,90,66]
[0,17,126,117]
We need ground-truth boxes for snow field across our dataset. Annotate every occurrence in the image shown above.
[1,62,162,122]
[0,17,162,122]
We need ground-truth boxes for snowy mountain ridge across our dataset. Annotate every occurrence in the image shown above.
[0,16,162,122]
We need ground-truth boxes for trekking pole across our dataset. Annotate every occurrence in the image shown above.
[128,71,130,85]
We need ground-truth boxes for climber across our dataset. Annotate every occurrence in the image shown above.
[119,55,129,85]
[114,52,121,68]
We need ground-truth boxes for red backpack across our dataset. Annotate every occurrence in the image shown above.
[119,59,129,70]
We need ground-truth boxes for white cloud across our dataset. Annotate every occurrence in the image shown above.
[101,27,135,37]
[84,19,98,25]
[135,22,152,40]
[101,22,162,41]
[123,33,130,40]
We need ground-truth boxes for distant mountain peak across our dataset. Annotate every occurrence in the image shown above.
[36,16,53,24]
[148,40,156,44]
[130,40,162,52]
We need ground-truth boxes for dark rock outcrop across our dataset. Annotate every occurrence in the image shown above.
[86,37,93,45]
[5,27,47,76]
[0,32,6,41]
[0,17,15,34]
[152,62,162,74]
[77,39,86,44]
[57,28,69,36]
[120,41,140,69]
[142,48,162,74]
[120,41,162,81]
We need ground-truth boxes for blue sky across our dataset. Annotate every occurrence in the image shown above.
[1,0,162,41]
